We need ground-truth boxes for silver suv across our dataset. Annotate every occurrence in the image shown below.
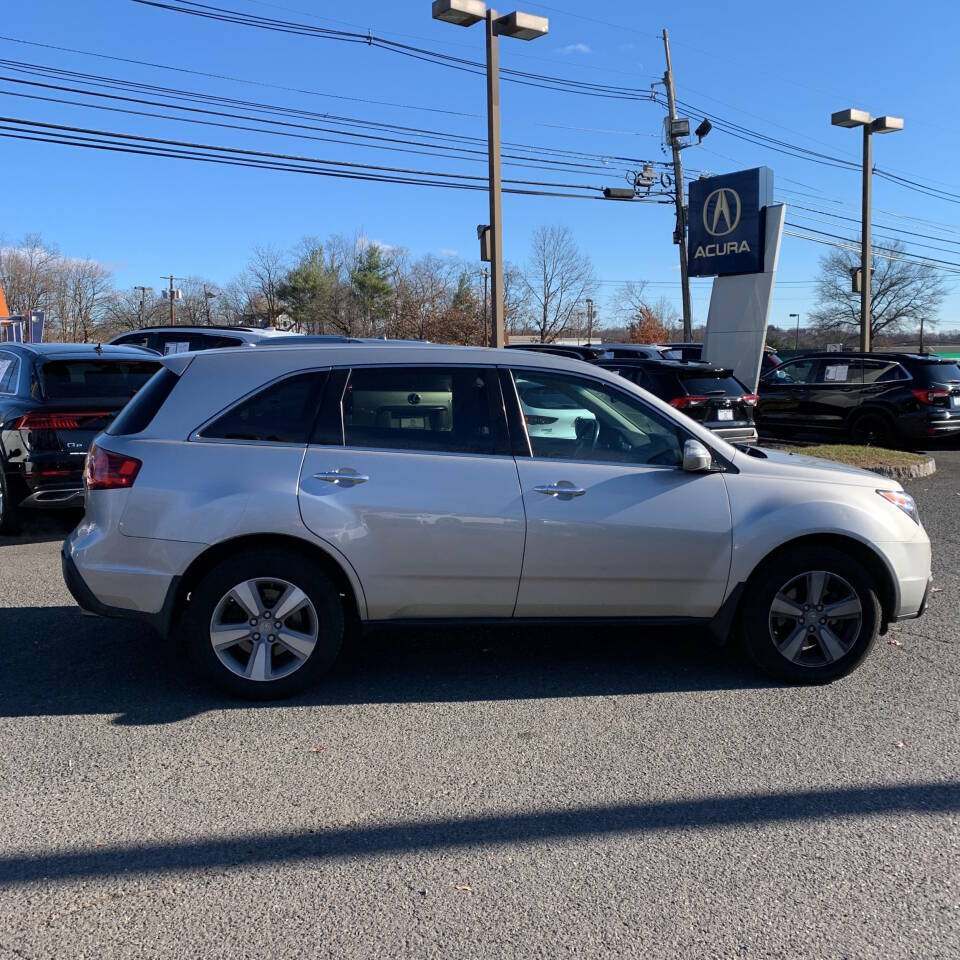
[63,344,931,698]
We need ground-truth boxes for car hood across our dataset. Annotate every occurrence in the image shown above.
[731,445,900,490]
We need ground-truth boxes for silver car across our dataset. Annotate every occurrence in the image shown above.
[63,344,932,698]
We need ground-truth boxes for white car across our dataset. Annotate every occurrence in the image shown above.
[63,344,931,698]
[515,376,595,439]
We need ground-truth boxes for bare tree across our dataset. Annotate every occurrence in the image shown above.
[611,281,649,329]
[245,245,288,327]
[523,226,595,342]
[810,242,947,342]
[0,234,58,317]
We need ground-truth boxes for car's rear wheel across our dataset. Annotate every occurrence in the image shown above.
[0,468,21,536]
[848,410,895,448]
[183,549,344,699]
[740,546,881,684]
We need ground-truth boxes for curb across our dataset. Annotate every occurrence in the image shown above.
[866,456,937,480]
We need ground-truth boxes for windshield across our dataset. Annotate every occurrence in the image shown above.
[40,359,160,399]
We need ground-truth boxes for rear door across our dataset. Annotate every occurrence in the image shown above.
[298,365,525,620]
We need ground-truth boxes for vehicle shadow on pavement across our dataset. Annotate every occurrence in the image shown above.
[0,781,957,887]
[0,606,770,726]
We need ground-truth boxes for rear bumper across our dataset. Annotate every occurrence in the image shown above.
[61,546,180,638]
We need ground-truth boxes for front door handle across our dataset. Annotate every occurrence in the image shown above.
[313,469,369,486]
[533,481,585,499]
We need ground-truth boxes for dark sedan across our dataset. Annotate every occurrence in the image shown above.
[0,343,160,532]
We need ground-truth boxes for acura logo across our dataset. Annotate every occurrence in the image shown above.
[703,187,742,237]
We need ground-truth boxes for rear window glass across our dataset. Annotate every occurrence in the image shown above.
[680,375,744,395]
[917,361,960,384]
[40,360,160,399]
[107,368,180,436]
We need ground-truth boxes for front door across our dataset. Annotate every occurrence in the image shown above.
[298,365,525,620]
[508,368,733,619]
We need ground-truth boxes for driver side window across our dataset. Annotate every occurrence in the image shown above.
[511,370,683,467]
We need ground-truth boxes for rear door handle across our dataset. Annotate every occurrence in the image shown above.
[313,469,369,486]
[533,481,585,499]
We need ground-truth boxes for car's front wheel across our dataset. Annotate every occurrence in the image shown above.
[183,549,345,699]
[740,546,881,684]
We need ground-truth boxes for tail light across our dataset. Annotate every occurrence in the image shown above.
[741,394,759,407]
[525,414,558,425]
[911,388,949,405]
[14,411,112,430]
[670,395,708,409]
[84,443,141,491]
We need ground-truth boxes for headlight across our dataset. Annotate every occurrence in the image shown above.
[877,489,920,525]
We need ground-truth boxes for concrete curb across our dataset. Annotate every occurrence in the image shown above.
[867,456,937,480]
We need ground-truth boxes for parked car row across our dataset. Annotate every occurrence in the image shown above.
[505,343,960,448]
[61,341,931,700]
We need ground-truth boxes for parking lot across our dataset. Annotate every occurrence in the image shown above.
[0,452,957,959]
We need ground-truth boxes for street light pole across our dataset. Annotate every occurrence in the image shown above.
[481,267,489,347]
[790,312,800,350]
[585,297,595,344]
[432,2,548,350]
[485,9,505,349]
[831,109,904,354]
[860,125,872,352]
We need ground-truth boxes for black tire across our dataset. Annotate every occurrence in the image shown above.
[0,468,21,536]
[182,549,344,700]
[739,545,881,684]
[848,410,896,448]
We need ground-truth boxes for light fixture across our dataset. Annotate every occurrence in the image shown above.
[695,118,712,142]
[494,11,549,39]
[431,0,486,26]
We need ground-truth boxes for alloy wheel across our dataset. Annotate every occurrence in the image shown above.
[768,570,863,668]
[209,577,319,682]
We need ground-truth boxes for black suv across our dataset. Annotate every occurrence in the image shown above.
[596,358,758,443]
[756,352,960,446]
[0,344,160,532]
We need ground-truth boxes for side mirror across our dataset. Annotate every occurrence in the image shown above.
[682,439,713,473]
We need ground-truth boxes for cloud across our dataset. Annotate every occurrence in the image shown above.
[558,43,592,55]
[437,248,459,257]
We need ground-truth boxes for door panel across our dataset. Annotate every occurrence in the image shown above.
[298,448,525,619]
[514,461,732,617]
[505,367,732,619]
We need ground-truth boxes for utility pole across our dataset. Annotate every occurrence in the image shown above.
[481,267,489,347]
[919,316,925,353]
[661,28,692,341]
[585,297,595,343]
[134,286,150,328]
[161,275,177,326]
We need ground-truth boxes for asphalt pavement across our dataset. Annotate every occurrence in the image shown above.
[0,453,958,959]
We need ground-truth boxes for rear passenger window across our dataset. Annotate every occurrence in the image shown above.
[200,372,327,444]
[335,366,503,455]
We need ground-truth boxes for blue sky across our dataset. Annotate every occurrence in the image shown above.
[2,0,959,331]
